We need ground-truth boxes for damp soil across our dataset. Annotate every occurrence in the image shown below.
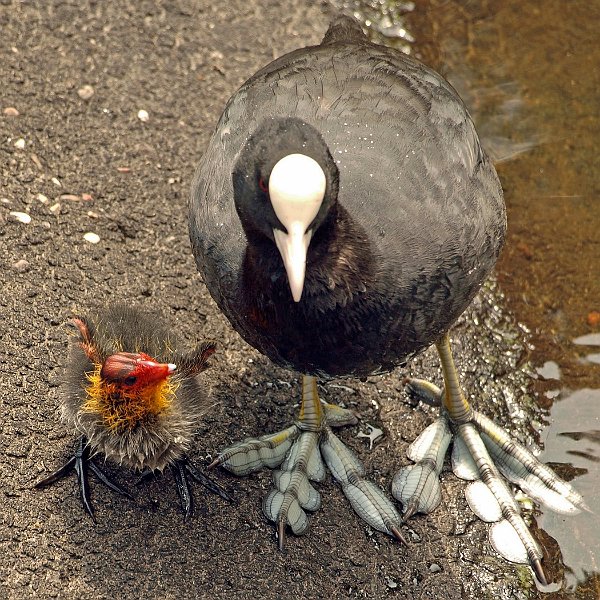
[1,1,597,600]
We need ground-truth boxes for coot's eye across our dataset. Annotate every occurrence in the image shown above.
[258,176,268,193]
[123,376,137,386]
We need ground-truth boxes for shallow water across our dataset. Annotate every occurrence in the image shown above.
[336,0,600,596]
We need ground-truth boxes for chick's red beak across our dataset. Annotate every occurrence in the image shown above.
[101,352,176,388]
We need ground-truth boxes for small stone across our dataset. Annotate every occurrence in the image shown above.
[13,259,30,272]
[51,177,61,187]
[385,577,398,589]
[1,198,11,205]
[3,107,19,116]
[87,211,99,218]
[14,138,25,150]
[137,109,149,122]
[49,203,61,214]
[429,563,442,573]
[37,193,49,204]
[77,85,94,100]
[167,177,176,184]
[587,311,600,327]
[83,232,100,244]
[9,211,31,224]
[536,360,561,381]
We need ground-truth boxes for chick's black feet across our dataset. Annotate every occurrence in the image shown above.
[391,334,586,586]
[210,375,406,549]
[35,435,131,520]
[170,456,234,521]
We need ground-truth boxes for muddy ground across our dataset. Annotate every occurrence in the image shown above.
[0,1,553,598]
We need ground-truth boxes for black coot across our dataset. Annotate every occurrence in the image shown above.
[190,16,583,582]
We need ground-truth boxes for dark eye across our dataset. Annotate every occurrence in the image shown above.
[258,176,268,193]
[123,376,137,386]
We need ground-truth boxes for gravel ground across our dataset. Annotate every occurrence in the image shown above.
[1,1,549,598]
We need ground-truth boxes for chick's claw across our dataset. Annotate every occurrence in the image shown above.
[169,457,234,521]
[34,435,131,520]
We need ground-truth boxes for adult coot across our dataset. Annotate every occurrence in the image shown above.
[190,16,583,582]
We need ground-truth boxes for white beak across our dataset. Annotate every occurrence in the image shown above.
[269,153,326,303]
[273,225,313,302]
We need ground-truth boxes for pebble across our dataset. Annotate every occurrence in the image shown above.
[535,360,561,381]
[87,211,99,218]
[37,193,49,204]
[385,577,398,589]
[83,232,100,244]
[51,177,61,187]
[429,563,442,573]
[14,138,26,150]
[3,107,19,116]
[77,85,95,100]
[587,311,600,326]
[13,259,30,273]
[137,109,149,122]
[9,211,31,224]
[49,203,61,214]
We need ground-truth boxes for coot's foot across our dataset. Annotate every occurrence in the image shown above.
[170,456,234,521]
[392,334,586,586]
[34,435,132,520]
[210,375,406,549]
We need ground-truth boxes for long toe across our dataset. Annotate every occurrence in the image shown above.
[34,455,77,489]
[454,421,547,583]
[210,425,301,475]
[472,411,586,513]
[183,459,234,503]
[171,461,194,521]
[263,430,324,544]
[87,461,132,498]
[391,417,452,520]
[321,427,405,542]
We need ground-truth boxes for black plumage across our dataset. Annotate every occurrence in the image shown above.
[188,18,583,580]
[190,16,505,377]
[36,305,231,519]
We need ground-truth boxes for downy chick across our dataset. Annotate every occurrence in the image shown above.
[36,305,231,520]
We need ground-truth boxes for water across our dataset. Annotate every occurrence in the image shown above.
[336,1,600,596]
[539,389,600,593]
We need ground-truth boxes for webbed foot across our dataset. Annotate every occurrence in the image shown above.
[392,334,586,585]
[210,375,405,548]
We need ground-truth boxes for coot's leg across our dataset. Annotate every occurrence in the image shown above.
[210,375,405,549]
[34,435,131,520]
[392,333,586,585]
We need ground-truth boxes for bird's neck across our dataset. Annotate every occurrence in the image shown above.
[82,364,178,431]
[242,205,376,307]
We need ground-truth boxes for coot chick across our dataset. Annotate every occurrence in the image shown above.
[189,15,583,581]
[35,306,232,520]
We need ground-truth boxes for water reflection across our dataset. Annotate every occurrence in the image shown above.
[538,389,600,590]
